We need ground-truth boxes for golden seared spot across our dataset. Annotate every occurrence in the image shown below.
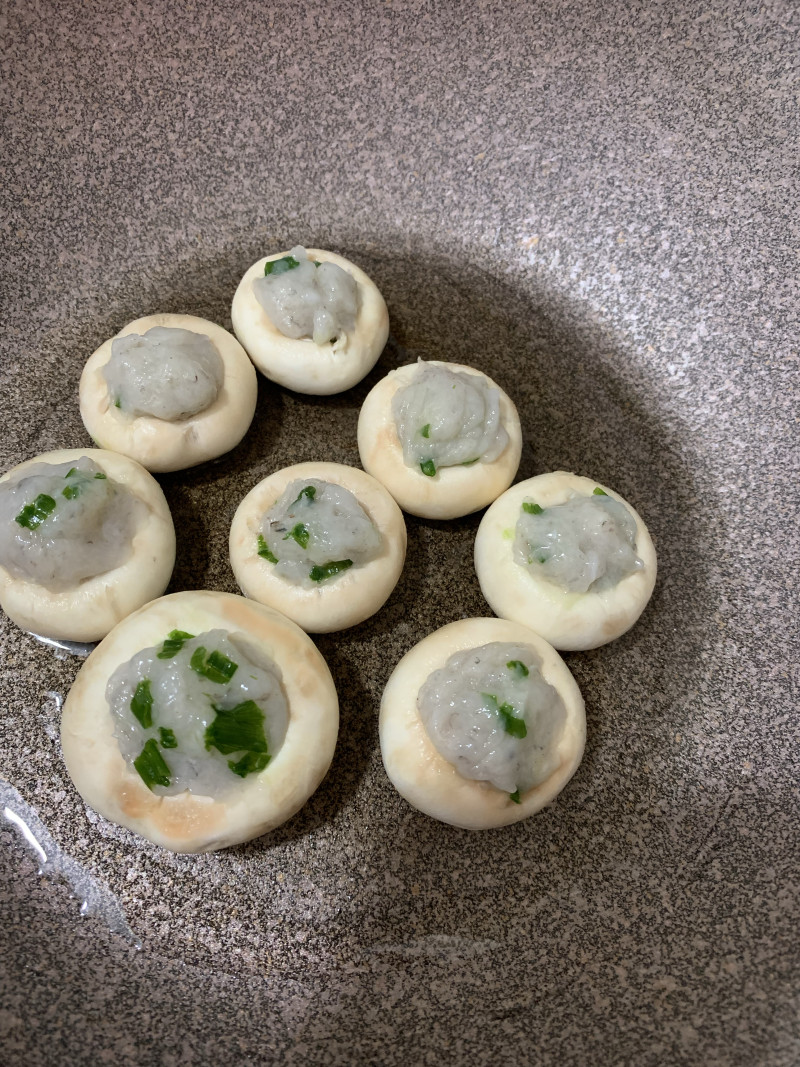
[295,664,324,699]
[376,425,398,452]
[159,796,226,838]
[220,593,272,632]
[117,780,226,839]
[117,780,161,821]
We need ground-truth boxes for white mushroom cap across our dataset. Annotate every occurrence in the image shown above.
[79,313,257,473]
[475,471,657,650]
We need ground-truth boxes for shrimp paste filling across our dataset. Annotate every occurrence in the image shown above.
[253,245,359,345]
[391,362,509,476]
[417,641,566,796]
[259,479,381,587]
[514,491,643,594]
[0,457,143,590]
[108,628,289,797]
[104,327,224,420]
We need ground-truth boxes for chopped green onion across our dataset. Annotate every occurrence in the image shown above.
[500,709,527,739]
[134,739,171,790]
[130,679,153,729]
[506,660,529,678]
[419,423,431,439]
[228,751,271,778]
[264,254,301,276]
[509,789,521,804]
[482,693,528,739]
[62,484,81,500]
[462,457,479,466]
[205,700,269,757]
[593,486,608,496]
[420,459,436,477]
[190,646,238,684]
[309,559,353,583]
[535,554,549,564]
[114,398,121,408]
[522,501,543,515]
[284,523,310,549]
[15,494,56,529]
[65,468,78,478]
[158,727,178,749]
[257,534,278,563]
[291,485,316,505]
[156,629,195,659]
[94,472,107,479]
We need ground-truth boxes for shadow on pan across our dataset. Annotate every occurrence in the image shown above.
[12,238,711,856]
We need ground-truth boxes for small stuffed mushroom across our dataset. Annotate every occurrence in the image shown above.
[230,246,389,395]
[474,471,657,651]
[79,313,258,473]
[230,462,406,633]
[380,617,585,829]
[0,448,175,643]
[357,360,522,519]
[61,590,339,853]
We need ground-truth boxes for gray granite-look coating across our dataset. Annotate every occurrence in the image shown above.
[1,0,798,1064]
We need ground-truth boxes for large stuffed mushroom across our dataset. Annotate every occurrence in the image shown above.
[61,591,339,853]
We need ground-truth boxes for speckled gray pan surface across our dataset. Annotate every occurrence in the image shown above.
[1,0,797,1063]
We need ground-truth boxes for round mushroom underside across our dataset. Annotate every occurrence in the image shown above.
[60,590,340,853]
[474,471,658,651]
[230,249,389,395]
[379,617,586,829]
[0,448,175,643]
[79,313,258,473]
[229,462,407,633]
[357,361,522,519]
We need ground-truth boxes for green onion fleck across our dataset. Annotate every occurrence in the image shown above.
[65,468,78,478]
[94,472,107,479]
[291,485,317,505]
[257,534,278,563]
[309,559,353,583]
[130,679,153,728]
[522,501,543,515]
[420,459,436,477]
[134,739,171,790]
[593,486,608,496]
[482,693,528,739]
[114,397,121,408]
[205,700,269,757]
[506,660,529,678]
[284,523,310,549]
[15,494,56,529]
[264,254,301,276]
[509,789,521,804]
[156,629,195,659]
[62,484,81,500]
[158,727,178,749]
[228,751,271,778]
[419,423,431,439]
[190,646,238,684]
